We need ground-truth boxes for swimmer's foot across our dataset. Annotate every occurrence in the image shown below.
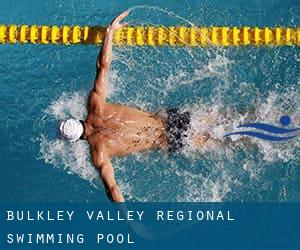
[193,133,210,147]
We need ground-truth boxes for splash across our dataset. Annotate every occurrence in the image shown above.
[184,90,300,161]
[45,92,87,120]
[39,134,97,184]
[38,6,299,202]
[39,92,98,186]
[39,88,300,202]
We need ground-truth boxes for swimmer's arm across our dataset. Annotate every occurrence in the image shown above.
[94,11,129,99]
[92,144,125,202]
[93,29,112,99]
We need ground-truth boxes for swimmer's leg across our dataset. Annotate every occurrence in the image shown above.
[189,114,217,147]
[192,132,211,147]
[190,107,259,148]
[192,133,254,148]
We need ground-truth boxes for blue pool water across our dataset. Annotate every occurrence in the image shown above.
[0,0,299,202]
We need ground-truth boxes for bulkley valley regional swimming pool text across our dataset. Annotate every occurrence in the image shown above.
[4,209,234,245]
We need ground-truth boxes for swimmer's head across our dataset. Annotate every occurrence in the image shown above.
[57,118,84,142]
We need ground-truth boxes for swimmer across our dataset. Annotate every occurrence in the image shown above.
[58,11,210,202]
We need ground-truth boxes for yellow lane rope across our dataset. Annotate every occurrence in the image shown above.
[0,25,299,46]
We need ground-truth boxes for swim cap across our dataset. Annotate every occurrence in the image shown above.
[58,118,84,142]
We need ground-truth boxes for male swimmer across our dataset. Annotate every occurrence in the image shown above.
[58,11,210,202]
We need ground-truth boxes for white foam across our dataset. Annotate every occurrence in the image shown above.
[46,92,87,120]
[38,71,300,203]
[39,134,97,184]
[37,6,299,202]
[181,89,300,162]
[176,164,233,202]
[39,92,98,186]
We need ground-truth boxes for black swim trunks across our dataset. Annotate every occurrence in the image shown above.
[166,108,191,153]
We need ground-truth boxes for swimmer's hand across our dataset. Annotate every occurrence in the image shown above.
[107,10,129,33]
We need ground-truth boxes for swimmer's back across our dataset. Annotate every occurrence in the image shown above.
[86,102,168,156]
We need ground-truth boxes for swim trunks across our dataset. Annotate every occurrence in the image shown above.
[166,108,191,153]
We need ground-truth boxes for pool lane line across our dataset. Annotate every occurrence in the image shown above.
[0,25,299,47]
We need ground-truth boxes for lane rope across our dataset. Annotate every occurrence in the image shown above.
[0,25,299,46]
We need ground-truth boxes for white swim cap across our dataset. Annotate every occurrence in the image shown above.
[58,118,84,142]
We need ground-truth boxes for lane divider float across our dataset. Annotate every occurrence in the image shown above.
[0,25,299,46]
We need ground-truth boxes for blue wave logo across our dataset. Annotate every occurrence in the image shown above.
[224,116,300,141]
